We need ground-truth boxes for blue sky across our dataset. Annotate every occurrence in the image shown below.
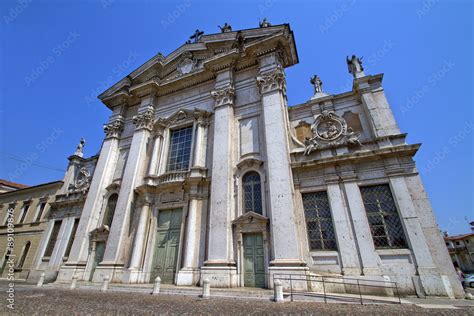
[0,0,472,234]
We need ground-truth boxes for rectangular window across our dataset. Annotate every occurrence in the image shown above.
[302,191,337,251]
[360,184,407,249]
[166,126,193,172]
[44,220,62,257]
[35,202,47,222]
[18,203,30,223]
[64,219,79,258]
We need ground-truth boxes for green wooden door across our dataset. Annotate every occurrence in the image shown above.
[243,233,265,288]
[90,242,105,281]
[151,209,182,284]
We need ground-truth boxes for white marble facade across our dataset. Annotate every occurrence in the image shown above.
[51,23,464,298]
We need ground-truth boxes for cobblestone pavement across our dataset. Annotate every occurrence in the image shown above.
[1,286,473,315]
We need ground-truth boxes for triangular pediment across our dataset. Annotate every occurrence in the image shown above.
[232,211,269,225]
[98,24,298,107]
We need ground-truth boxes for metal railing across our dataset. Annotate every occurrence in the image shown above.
[273,273,401,305]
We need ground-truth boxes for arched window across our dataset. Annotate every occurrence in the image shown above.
[18,241,31,269]
[242,171,263,215]
[103,194,118,227]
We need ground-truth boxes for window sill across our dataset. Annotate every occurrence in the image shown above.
[376,248,411,256]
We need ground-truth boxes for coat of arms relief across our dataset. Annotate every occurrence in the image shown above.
[303,110,362,155]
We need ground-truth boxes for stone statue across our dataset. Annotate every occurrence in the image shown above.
[189,29,204,43]
[219,23,232,33]
[310,75,323,94]
[74,138,85,157]
[346,55,365,78]
[259,18,271,28]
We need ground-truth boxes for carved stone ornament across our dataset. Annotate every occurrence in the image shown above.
[303,110,362,155]
[104,118,125,139]
[177,51,197,75]
[133,107,155,131]
[211,85,235,108]
[256,68,286,95]
[68,167,91,194]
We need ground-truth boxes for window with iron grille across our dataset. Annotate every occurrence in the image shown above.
[360,184,407,249]
[302,191,337,250]
[44,220,62,257]
[242,171,263,215]
[167,126,193,172]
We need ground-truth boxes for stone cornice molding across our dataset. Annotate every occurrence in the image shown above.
[133,106,155,131]
[155,108,212,129]
[256,67,286,95]
[211,85,235,109]
[104,117,125,139]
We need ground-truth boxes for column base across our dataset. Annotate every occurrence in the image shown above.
[176,268,201,286]
[122,268,147,284]
[57,262,87,282]
[362,267,382,276]
[200,266,237,288]
[92,262,124,283]
[342,267,362,276]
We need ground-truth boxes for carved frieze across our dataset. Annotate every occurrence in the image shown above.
[104,117,125,139]
[256,68,286,95]
[303,110,362,155]
[133,107,155,131]
[210,85,235,108]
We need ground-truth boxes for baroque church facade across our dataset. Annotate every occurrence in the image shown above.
[2,22,464,298]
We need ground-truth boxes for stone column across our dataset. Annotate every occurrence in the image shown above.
[257,53,306,281]
[147,129,164,176]
[388,175,447,296]
[124,195,152,283]
[57,115,124,282]
[201,69,237,287]
[326,180,361,276]
[176,195,202,285]
[98,103,155,282]
[342,180,382,276]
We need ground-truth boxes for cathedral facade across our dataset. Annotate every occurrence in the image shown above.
[2,23,463,298]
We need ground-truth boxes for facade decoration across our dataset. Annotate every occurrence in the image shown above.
[73,138,85,157]
[210,85,235,108]
[303,110,362,155]
[259,18,271,28]
[219,22,232,33]
[69,167,91,193]
[103,117,125,139]
[256,68,286,95]
[187,29,204,44]
[347,54,365,78]
[132,106,155,131]
[176,51,197,76]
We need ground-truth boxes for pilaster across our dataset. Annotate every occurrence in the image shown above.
[57,114,124,282]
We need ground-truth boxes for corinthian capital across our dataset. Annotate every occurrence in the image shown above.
[210,85,235,109]
[133,107,155,131]
[103,117,125,139]
[256,68,286,95]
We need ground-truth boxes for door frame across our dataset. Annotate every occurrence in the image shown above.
[145,203,187,284]
[233,211,269,288]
